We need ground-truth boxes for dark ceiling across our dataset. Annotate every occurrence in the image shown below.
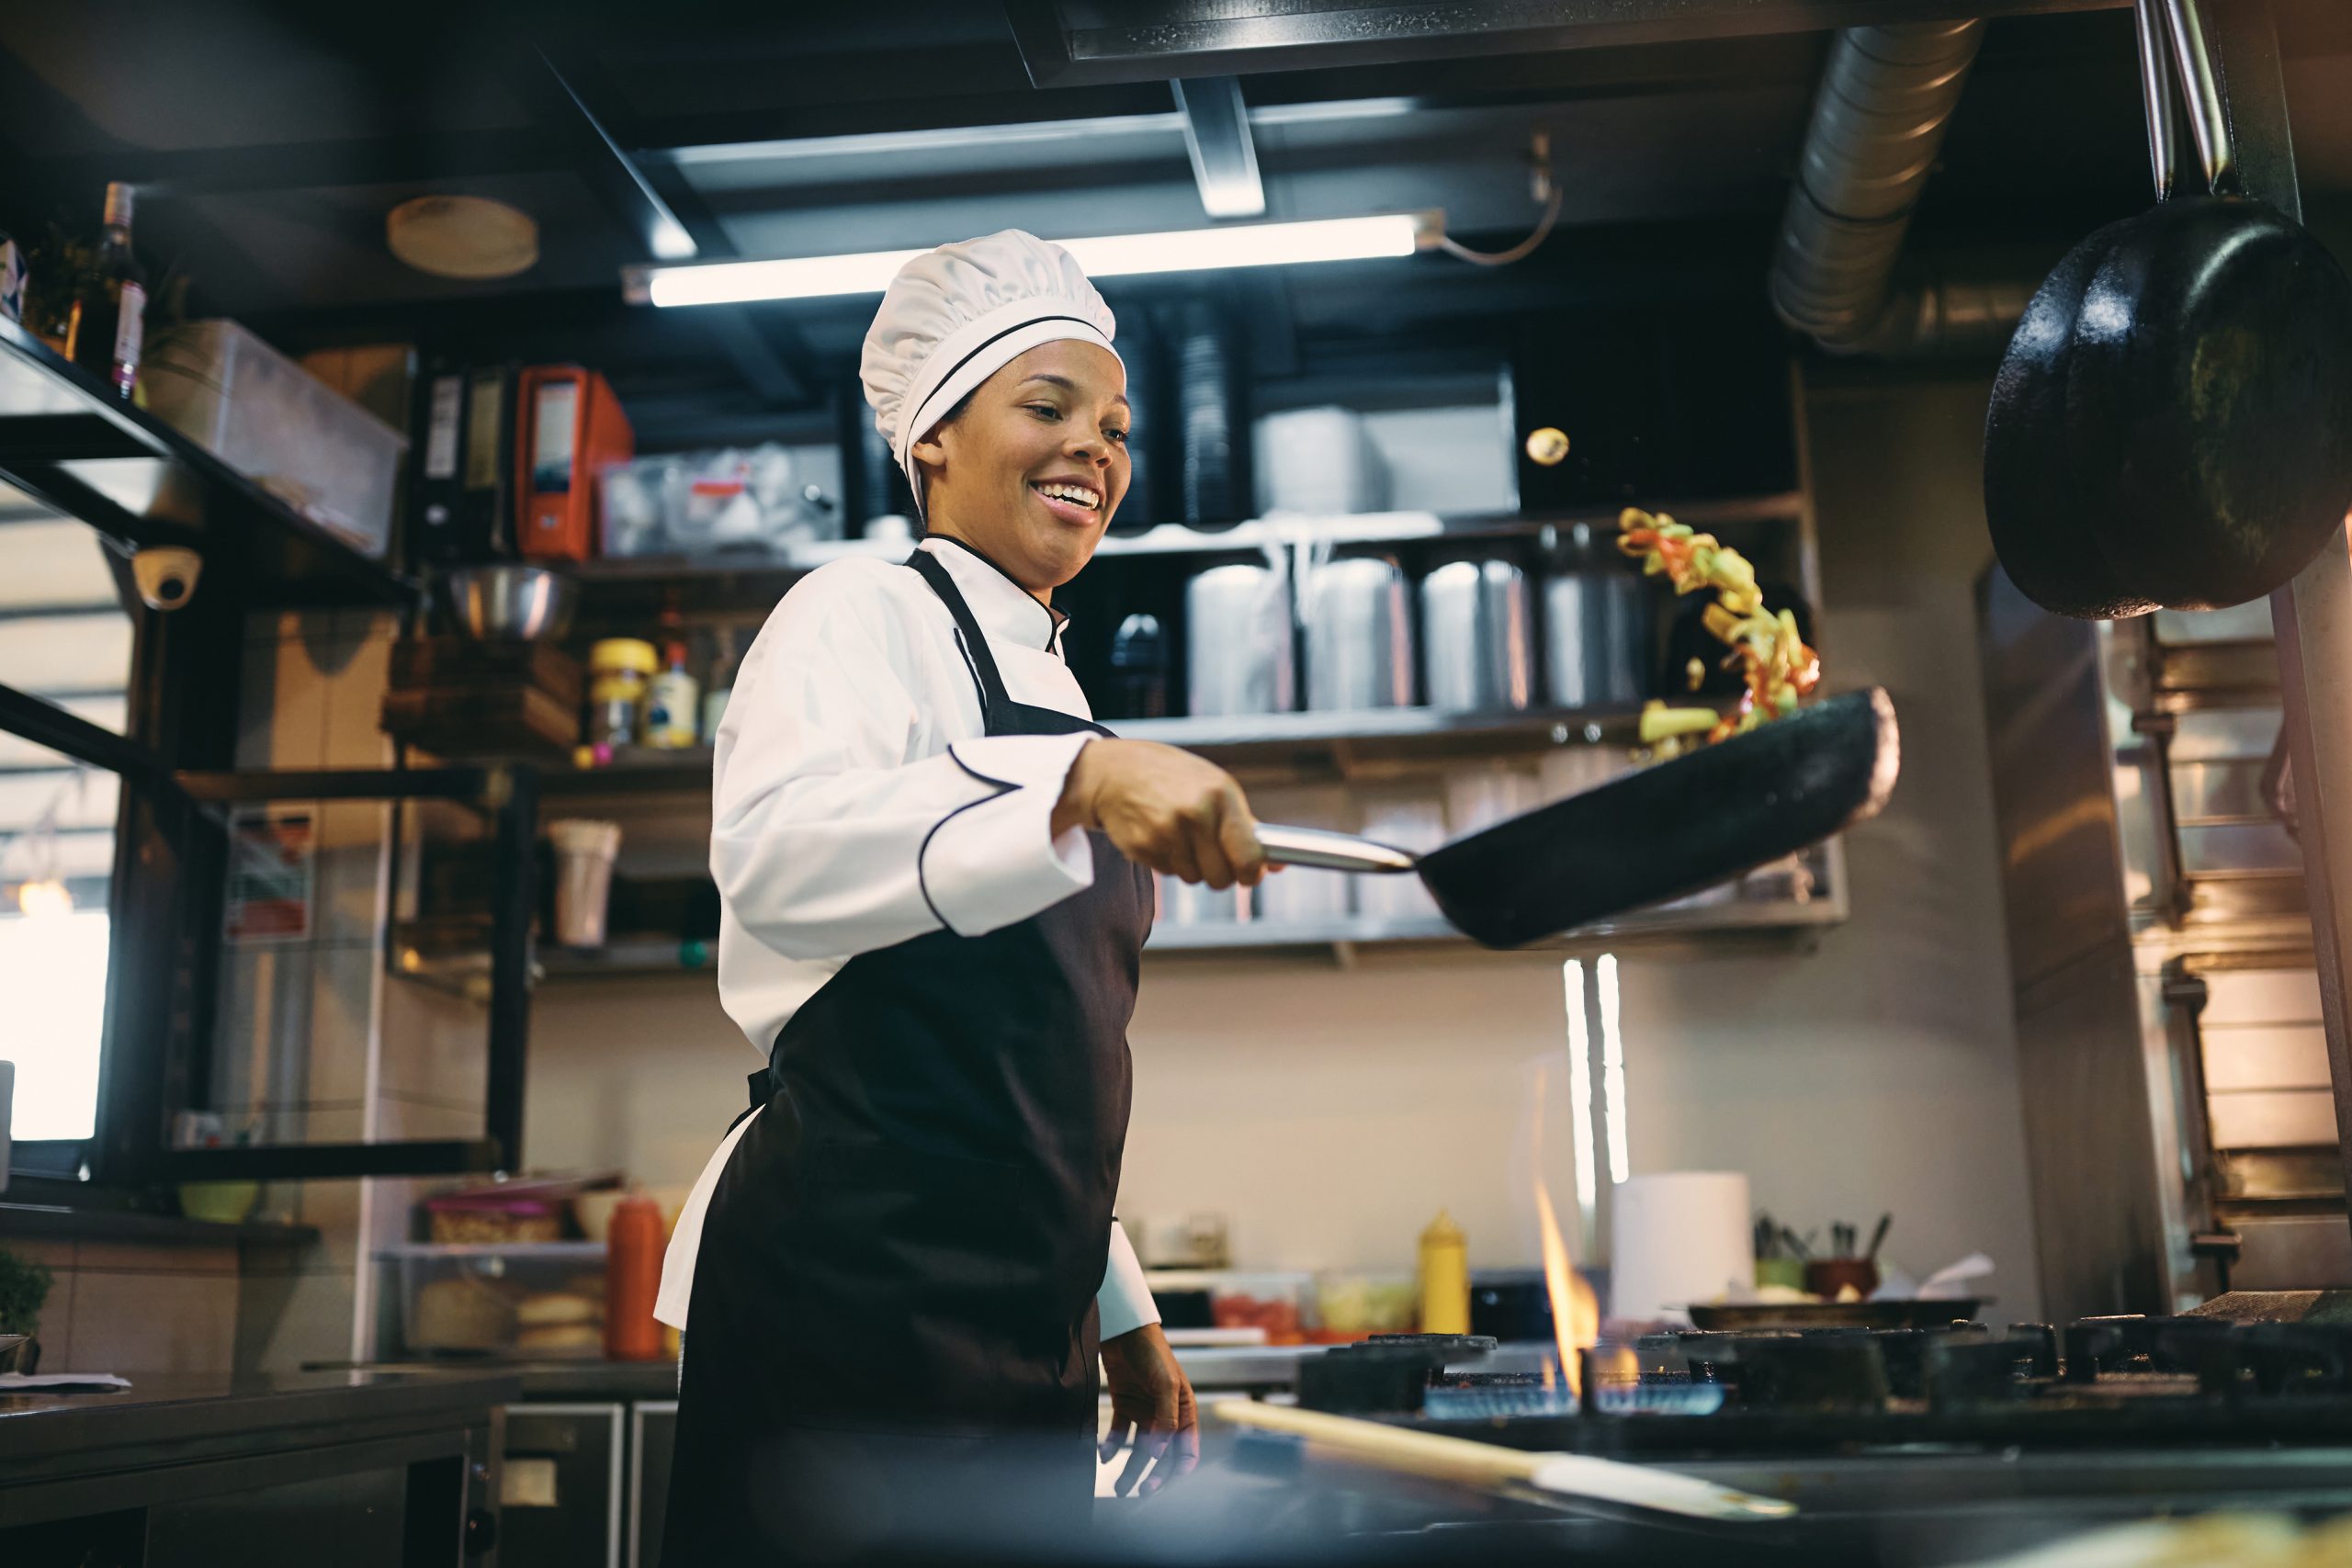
[6,0,2352,445]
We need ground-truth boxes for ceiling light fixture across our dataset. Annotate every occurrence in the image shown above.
[626,212,1437,307]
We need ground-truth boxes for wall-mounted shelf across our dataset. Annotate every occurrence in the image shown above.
[558,492,1805,625]
[389,864,1843,986]
[0,318,416,608]
[537,703,1687,800]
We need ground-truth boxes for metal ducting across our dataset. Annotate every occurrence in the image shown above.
[1772,20,2024,356]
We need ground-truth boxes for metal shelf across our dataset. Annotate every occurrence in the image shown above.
[377,1241,606,1260]
[389,882,1841,987]
[1146,892,1844,957]
[537,704,1680,798]
[0,318,416,608]
[561,492,1804,598]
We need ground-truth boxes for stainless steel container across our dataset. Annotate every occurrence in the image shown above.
[1420,559,1534,713]
[1544,565,1647,708]
[1185,563,1295,716]
[1304,557,1414,712]
[435,564,578,640]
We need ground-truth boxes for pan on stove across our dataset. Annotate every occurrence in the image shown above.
[1251,687,1899,949]
[1686,1299,1987,1332]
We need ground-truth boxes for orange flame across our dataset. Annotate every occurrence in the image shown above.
[1532,1066,1601,1400]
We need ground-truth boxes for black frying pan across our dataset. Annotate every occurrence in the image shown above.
[1254,688,1898,948]
[1983,0,2352,618]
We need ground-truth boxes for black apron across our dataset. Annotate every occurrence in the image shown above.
[662,547,1155,1565]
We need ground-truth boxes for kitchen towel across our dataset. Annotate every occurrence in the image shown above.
[0,1372,133,1392]
[1609,1171,1753,1325]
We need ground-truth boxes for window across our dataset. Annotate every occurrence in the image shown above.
[0,506,133,1145]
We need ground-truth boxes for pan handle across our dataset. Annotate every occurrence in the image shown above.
[2133,0,2179,200]
[2159,0,2239,196]
[1254,823,1420,874]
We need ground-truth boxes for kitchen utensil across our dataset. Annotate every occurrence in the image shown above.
[1685,1299,1984,1332]
[1255,406,1390,514]
[1303,557,1415,712]
[0,1335,27,1374]
[1865,1213,1893,1261]
[1422,559,1533,713]
[1215,1400,1795,1520]
[1610,1172,1754,1323]
[434,564,578,640]
[1251,687,1898,947]
[1184,563,1294,716]
[1544,527,1647,706]
[1983,0,2352,618]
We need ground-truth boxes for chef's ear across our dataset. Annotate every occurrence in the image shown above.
[910,423,950,473]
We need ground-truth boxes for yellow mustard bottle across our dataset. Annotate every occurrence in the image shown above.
[1419,1209,1470,1335]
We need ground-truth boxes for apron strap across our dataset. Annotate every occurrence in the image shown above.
[906,548,1018,725]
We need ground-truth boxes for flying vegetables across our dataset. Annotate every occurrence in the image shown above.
[1617,507,1820,754]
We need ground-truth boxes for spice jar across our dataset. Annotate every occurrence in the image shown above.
[587,638,659,750]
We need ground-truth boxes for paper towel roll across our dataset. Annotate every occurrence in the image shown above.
[1609,1171,1753,1324]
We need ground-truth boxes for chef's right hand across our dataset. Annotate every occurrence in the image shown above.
[1053,739,1270,889]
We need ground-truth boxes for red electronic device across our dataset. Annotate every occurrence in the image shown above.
[514,365,633,562]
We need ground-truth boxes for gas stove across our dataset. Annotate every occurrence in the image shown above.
[1156,1317,2352,1567]
[1302,1315,2352,1449]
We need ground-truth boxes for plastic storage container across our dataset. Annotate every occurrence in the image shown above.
[141,320,407,558]
[390,1241,608,1357]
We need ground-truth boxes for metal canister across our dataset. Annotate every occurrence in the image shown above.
[1420,558,1534,714]
[1544,529,1647,707]
[1185,563,1295,716]
[1303,557,1414,712]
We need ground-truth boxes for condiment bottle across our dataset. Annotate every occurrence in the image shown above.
[645,640,699,750]
[1418,1209,1469,1335]
[587,638,658,750]
[605,1193,665,1360]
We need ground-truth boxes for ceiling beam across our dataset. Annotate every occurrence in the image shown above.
[1009,0,2127,85]
[1171,77,1264,219]
[518,43,697,263]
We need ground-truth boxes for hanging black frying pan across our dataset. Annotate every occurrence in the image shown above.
[1252,688,1898,949]
[1983,0,2352,618]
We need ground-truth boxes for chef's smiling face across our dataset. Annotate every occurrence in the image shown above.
[910,340,1130,600]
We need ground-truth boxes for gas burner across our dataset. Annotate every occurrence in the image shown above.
[1364,1315,2352,1456]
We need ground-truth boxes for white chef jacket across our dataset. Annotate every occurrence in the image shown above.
[655,536,1159,1338]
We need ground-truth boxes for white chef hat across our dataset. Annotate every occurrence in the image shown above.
[860,230,1119,514]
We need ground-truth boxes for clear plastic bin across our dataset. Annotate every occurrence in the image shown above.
[142,320,407,558]
[388,1241,607,1358]
[598,442,843,558]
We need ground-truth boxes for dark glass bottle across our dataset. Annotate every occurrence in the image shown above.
[66,182,146,399]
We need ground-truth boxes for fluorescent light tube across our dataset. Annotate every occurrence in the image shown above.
[632,213,1432,307]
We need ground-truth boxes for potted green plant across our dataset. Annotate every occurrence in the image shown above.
[0,1246,53,1373]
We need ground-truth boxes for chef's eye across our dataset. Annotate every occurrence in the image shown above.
[1026,402,1062,421]
[1106,426,1130,446]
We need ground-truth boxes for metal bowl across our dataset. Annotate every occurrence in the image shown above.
[434,565,578,640]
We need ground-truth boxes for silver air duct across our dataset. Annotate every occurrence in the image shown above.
[1771,20,2023,356]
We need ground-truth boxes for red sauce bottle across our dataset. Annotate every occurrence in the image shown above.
[605,1195,665,1360]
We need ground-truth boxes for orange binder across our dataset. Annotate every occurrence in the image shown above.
[515,365,633,562]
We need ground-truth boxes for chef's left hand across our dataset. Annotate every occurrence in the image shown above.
[1098,1322,1198,1496]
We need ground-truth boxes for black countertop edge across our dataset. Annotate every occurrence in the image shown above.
[0,1199,321,1248]
[0,1371,525,1468]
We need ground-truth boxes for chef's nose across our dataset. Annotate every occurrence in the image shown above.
[1067,431,1111,468]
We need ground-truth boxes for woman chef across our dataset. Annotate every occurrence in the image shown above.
[655,231,1270,1562]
